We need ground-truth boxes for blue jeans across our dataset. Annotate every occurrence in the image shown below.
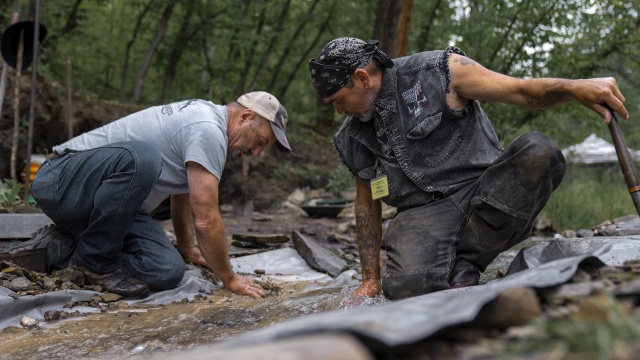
[32,141,185,290]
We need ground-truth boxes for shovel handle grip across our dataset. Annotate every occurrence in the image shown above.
[607,107,640,216]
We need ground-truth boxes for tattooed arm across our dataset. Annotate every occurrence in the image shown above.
[351,176,383,298]
[446,53,628,124]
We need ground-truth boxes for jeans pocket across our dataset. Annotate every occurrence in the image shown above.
[32,163,60,216]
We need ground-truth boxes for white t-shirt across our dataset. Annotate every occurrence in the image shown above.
[53,99,228,212]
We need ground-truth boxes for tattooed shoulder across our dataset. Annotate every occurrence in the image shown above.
[453,56,477,66]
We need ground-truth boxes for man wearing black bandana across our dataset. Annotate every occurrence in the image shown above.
[309,37,629,301]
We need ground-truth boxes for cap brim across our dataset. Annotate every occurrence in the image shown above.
[270,122,291,153]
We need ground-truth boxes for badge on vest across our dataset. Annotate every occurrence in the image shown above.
[370,176,389,200]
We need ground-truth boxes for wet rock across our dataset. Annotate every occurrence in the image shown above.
[20,315,39,329]
[576,229,594,237]
[549,281,609,304]
[200,308,261,328]
[2,266,24,277]
[251,214,272,222]
[575,291,628,323]
[102,292,122,302]
[43,276,60,291]
[254,269,266,275]
[54,267,86,286]
[299,226,317,236]
[2,325,26,334]
[84,285,103,292]
[287,188,306,205]
[329,233,354,245]
[44,310,62,321]
[292,231,348,277]
[471,288,541,329]
[232,233,290,245]
[130,339,166,355]
[561,229,577,238]
[231,240,268,249]
[9,277,32,291]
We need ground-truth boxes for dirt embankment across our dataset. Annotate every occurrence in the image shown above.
[0,72,342,209]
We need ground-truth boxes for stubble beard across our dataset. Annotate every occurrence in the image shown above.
[354,88,377,123]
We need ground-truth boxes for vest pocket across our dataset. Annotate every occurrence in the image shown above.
[406,112,462,166]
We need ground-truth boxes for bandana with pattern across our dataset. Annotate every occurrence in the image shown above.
[308,38,394,99]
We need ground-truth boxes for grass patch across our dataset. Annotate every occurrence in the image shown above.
[541,163,637,231]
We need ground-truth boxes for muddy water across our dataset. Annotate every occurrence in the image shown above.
[0,237,548,359]
[0,278,381,359]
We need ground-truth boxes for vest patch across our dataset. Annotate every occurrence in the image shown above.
[401,80,429,117]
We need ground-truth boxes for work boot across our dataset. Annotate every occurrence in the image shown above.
[68,260,150,299]
[449,258,481,288]
[1,224,75,273]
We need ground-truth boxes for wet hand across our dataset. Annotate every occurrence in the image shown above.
[224,274,265,298]
[572,77,628,124]
[179,245,208,268]
[342,281,382,309]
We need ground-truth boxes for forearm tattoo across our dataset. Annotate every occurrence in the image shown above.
[453,56,477,66]
[355,198,381,281]
[526,90,570,108]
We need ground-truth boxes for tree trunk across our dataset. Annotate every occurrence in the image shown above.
[132,1,175,102]
[61,0,84,35]
[235,0,268,95]
[247,0,291,92]
[119,0,153,102]
[277,0,337,99]
[219,0,251,103]
[372,0,413,58]
[416,0,444,50]
[159,6,196,103]
[267,0,320,92]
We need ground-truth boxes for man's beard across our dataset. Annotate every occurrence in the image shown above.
[353,87,377,122]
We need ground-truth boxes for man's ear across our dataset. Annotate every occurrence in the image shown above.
[241,109,254,122]
[353,68,370,88]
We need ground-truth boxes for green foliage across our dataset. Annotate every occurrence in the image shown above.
[541,163,637,231]
[326,166,354,197]
[0,179,22,211]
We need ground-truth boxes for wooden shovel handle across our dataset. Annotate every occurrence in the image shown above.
[607,107,640,216]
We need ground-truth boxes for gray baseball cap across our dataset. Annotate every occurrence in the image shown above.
[237,91,291,153]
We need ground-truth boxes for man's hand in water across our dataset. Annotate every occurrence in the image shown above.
[342,280,382,309]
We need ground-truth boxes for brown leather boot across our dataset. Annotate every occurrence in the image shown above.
[69,260,150,298]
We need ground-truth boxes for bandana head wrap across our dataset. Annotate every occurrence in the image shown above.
[309,37,394,99]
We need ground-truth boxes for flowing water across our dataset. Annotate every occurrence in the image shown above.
[0,275,385,359]
[0,237,549,359]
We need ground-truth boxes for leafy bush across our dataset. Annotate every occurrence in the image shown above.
[326,166,354,197]
[0,179,22,211]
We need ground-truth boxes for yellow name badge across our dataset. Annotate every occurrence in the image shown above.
[370,176,389,200]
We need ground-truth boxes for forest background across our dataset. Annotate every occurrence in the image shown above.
[0,0,638,231]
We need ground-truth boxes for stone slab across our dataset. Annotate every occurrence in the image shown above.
[0,214,53,239]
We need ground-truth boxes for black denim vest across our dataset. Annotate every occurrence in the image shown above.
[332,47,503,210]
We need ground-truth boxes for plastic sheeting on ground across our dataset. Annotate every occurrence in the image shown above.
[0,248,337,328]
[180,235,640,355]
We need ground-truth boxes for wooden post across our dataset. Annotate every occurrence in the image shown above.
[66,59,73,139]
[10,29,24,181]
[24,0,42,201]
